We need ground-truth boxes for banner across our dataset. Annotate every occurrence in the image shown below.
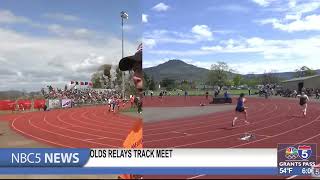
[0,148,89,167]
[2,148,318,176]
[34,99,46,109]
[0,148,280,175]
[0,100,16,111]
[17,100,32,110]
[48,99,61,109]
[70,81,92,86]
[61,99,72,108]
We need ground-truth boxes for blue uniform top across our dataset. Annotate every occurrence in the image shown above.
[236,98,244,108]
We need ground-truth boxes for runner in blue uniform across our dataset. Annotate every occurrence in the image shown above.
[232,93,249,127]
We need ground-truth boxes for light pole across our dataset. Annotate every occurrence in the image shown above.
[121,11,128,99]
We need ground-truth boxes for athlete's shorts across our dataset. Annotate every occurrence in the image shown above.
[235,106,245,112]
[300,102,306,106]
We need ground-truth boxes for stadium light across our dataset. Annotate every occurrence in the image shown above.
[121,11,128,99]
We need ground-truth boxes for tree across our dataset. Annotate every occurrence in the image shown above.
[242,77,260,88]
[179,80,190,91]
[114,67,122,89]
[149,78,155,90]
[143,72,151,90]
[225,79,234,87]
[91,64,113,89]
[295,66,317,77]
[207,62,233,89]
[99,64,112,80]
[233,74,242,87]
[91,72,102,88]
[160,78,176,91]
[260,71,281,85]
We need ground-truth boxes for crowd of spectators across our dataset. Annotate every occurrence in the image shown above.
[41,85,121,105]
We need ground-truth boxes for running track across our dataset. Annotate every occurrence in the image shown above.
[143,96,320,179]
[0,105,140,148]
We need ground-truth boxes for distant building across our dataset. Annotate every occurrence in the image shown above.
[281,75,320,92]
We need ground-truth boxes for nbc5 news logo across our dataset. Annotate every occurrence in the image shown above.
[285,145,312,160]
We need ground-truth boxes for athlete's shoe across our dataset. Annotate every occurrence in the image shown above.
[232,120,235,127]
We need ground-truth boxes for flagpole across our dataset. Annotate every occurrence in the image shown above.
[120,11,128,99]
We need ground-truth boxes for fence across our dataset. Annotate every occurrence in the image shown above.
[34,99,46,110]
[0,100,16,111]
[17,100,32,110]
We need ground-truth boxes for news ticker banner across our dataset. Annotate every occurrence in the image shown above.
[0,146,318,176]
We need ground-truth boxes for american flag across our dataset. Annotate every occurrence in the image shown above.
[137,43,142,52]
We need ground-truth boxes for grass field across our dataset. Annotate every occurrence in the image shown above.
[0,109,41,115]
[0,111,14,115]
[146,89,258,96]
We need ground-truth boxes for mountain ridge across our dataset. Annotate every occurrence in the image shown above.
[144,59,320,81]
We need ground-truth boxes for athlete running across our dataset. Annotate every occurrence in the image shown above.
[107,98,112,112]
[297,92,309,117]
[232,93,249,127]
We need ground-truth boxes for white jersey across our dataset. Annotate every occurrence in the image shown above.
[297,94,309,105]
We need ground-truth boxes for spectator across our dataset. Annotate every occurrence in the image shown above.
[118,45,143,113]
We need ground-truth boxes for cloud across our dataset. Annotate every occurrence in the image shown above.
[144,25,215,48]
[261,14,320,32]
[288,0,296,8]
[152,2,170,12]
[143,59,167,68]
[43,12,80,21]
[191,25,213,40]
[251,0,275,7]
[46,24,96,38]
[0,28,137,91]
[290,1,320,15]
[201,36,320,60]
[142,14,148,23]
[207,4,249,13]
[147,35,320,73]
[143,38,156,49]
[147,49,210,56]
[257,0,320,32]
[0,10,31,24]
[143,29,198,47]
[228,60,306,74]
[122,24,133,32]
[285,14,301,20]
[0,9,99,40]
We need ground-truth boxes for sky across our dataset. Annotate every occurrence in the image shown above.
[142,0,320,74]
[0,0,142,91]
